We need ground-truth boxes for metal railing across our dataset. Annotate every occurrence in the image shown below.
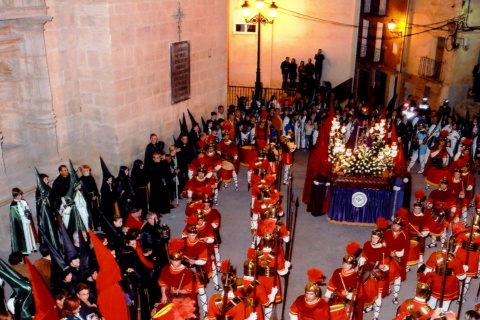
[418,56,443,81]
[227,78,352,107]
[227,86,297,106]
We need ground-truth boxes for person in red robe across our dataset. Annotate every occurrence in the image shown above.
[181,227,209,317]
[217,131,239,190]
[236,252,277,320]
[393,273,454,320]
[425,177,456,248]
[383,212,410,305]
[289,268,331,320]
[324,242,362,320]
[158,239,195,305]
[423,238,466,312]
[406,191,430,270]
[424,130,451,188]
[124,208,144,230]
[453,218,480,302]
[359,219,390,320]
[207,260,256,320]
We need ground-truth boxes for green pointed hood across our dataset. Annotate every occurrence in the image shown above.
[34,168,48,199]
[0,259,34,319]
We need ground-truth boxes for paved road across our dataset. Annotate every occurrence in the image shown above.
[162,150,480,319]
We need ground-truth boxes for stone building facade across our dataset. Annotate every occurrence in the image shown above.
[0,0,227,251]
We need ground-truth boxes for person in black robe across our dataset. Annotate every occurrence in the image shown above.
[50,165,71,213]
[130,160,149,220]
[79,165,100,230]
[175,134,196,192]
[100,173,115,219]
[144,133,165,170]
[114,166,135,220]
[149,152,172,215]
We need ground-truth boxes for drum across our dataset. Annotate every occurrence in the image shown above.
[407,239,420,266]
[371,268,387,282]
[218,161,234,182]
[240,145,257,167]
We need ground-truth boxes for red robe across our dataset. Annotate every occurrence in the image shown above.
[406,211,429,266]
[326,268,362,320]
[393,298,436,320]
[425,189,456,236]
[383,229,409,281]
[125,214,144,230]
[235,278,270,320]
[158,264,195,301]
[207,293,245,320]
[289,296,331,320]
[361,241,390,305]
[424,145,450,186]
[425,251,465,300]
[256,250,285,303]
[182,238,210,286]
[455,226,480,277]
[184,176,215,199]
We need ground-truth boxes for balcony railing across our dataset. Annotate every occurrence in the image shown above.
[227,78,352,107]
[227,86,297,107]
[418,56,443,81]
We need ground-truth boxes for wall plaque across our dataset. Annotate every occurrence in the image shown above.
[170,41,190,104]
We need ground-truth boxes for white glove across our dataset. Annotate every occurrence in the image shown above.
[246,312,257,320]
[325,182,330,186]
[313,181,320,186]
[346,292,353,300]
[393,186,401,191]
[467,185,473,191]
[268,286,279,303]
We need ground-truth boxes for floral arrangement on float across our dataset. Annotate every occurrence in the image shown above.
[328,118,398,178]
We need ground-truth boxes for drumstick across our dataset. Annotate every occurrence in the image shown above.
[382,253,385,268]
[339,272,347,291]
[175,273,185,297]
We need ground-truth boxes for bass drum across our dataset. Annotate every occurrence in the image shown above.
[218,161,234,183]
[240,145,257,167]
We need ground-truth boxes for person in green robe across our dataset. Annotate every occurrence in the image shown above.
[9,188,37,255]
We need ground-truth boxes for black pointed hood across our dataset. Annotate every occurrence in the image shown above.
[188,109,199,127]
[100,157,114,183]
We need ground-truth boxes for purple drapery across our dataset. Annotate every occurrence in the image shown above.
[328,187,391,224]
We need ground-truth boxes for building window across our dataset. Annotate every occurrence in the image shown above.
[360,19,369,58]
[373,22,383,62]
[364,0,371,13]
[378,0,387,15]
[234,12,257,34]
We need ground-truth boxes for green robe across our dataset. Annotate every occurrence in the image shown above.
[10,200,28,254]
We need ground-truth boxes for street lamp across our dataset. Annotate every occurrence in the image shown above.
[387,19,403,37]
[241,0,278,100]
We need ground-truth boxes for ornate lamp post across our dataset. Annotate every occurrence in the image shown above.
[241,0,278,100]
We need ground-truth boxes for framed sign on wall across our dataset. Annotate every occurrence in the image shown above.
[170,41,190,104]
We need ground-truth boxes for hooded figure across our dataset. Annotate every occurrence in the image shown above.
[9,188,37,255]
[35,168,62,255]
[0,259,35,319]
[99,157,116,219]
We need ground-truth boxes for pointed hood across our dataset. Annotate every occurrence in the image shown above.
[201,116,206,131]
[181,113,188,134]
[68,159,80,188]
[78,229,91,280]
[89,230,129,320]
[187,109,199,128]
[25,258,60,320]
[60,222,78,263]
[38,228,65,291]
[35,168,63,254]
[172,135,177,145]
[100,157,114,183]
[67,201,87,235]
[0,259,34,319]
[34,167,48,199]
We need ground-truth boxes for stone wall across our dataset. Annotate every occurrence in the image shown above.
[0,0,228,252]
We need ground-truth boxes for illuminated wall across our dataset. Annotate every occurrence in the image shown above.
[229,0,360,90]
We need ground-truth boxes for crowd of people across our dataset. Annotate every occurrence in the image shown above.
[280,49,326,91]
[4,84,480,320]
